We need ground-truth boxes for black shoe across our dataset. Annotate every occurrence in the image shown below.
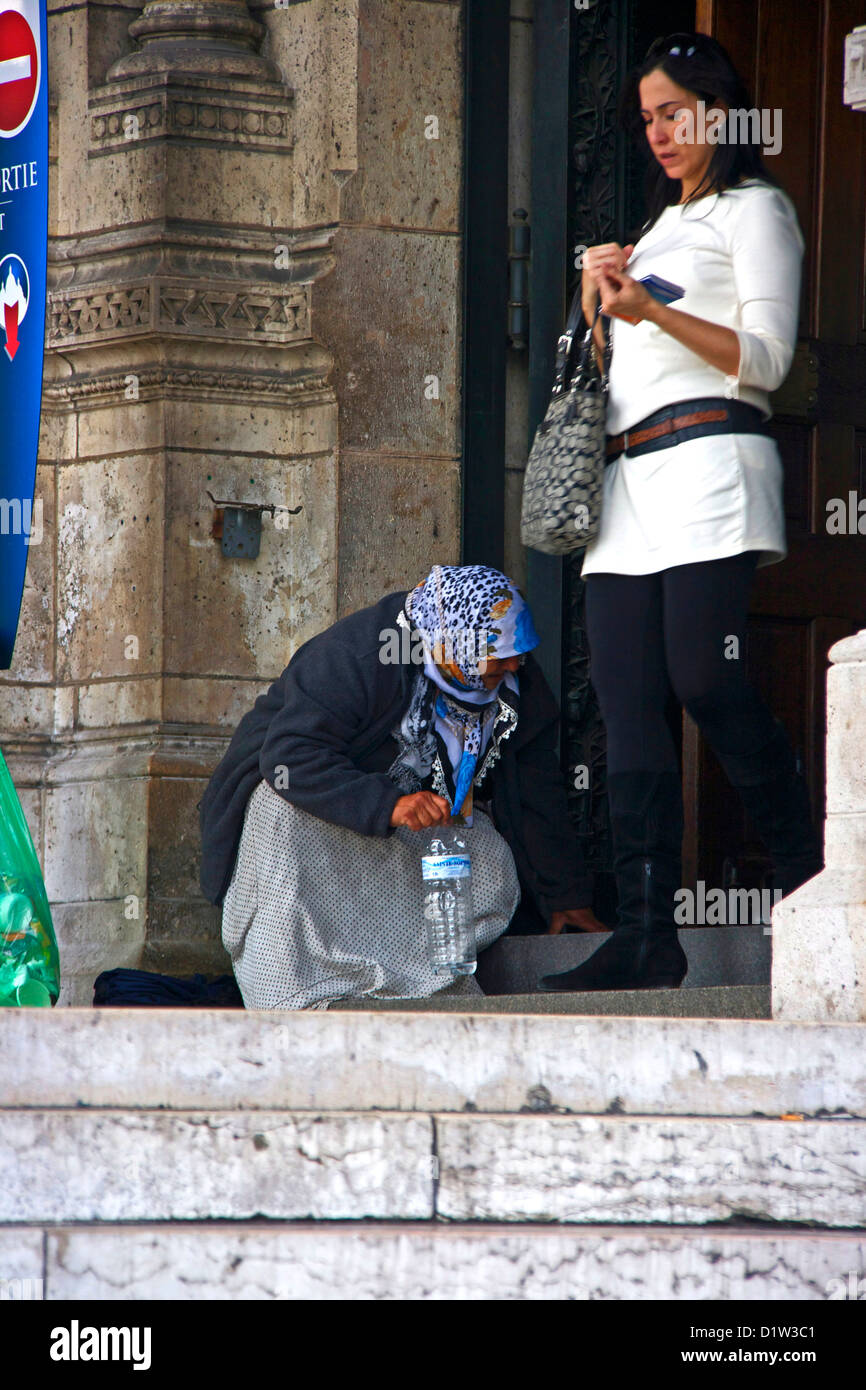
[539,769,687,993]
[714,720,823,899]
[538,917,687,992]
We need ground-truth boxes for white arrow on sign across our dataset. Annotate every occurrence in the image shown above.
[0,55,31,85]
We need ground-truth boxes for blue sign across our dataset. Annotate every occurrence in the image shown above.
[0,1,47,668]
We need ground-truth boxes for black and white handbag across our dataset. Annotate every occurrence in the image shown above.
[520,291,611,555]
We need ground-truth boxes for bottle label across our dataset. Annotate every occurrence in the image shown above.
[421,853,471,881]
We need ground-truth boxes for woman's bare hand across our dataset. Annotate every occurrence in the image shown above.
[390,791,452,830]
[581,242,635,312]
[597,267,654,324]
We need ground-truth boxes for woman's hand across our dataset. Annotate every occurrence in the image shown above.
[597,267,654,324]
[548,907,610,935]
[390,791,452,830]
[581,242,635,314]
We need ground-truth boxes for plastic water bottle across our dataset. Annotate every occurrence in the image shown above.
[421,822,476,975]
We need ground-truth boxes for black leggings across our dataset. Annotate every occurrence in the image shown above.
[584,552,780,777]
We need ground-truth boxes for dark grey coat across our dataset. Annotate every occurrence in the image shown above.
[198,590,592,921]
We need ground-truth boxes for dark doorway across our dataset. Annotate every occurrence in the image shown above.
[530,0,866,927]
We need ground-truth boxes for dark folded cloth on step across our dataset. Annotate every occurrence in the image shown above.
[93,968,244,1008]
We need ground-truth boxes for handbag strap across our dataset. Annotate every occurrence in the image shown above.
[576,299,611,387]
[553,291,610,395]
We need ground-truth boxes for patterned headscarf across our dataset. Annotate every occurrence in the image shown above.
[404,563,540,699]
[389,565,540,819]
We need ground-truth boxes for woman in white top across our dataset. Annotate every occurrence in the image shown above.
[541,32,823,995]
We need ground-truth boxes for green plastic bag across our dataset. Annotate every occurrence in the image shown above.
[0,748,60,1007]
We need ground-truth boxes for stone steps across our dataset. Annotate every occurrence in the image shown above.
[2,1107,863,1226]
[476,927,771,993]
[331,985,771,1017]
[4,1222,865,1301]
[5,1007,865,1115]
[3,1008,864,1298]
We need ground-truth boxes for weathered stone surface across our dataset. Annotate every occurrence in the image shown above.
[313,226,461,455]
[43,778,148,903]
[50,902,146,1008]
[164,447,336,680]
[148,777,216,900]
[339,0,462,232]
[260,0,354,228]
[826,653,866,817]
[0,685,54,734]
[772,870,866,1023]
[0,1227,43,1291]
[55,455,165,684]
[0,1112,433,1222]
[772,631,866,1022]
[337,452,460,615]
[141,898,230,979]
[11,785,44,871]
[437,1114,866,1226]
[28,1222,866,1300]
[4,1009,865,1118]
[161,677,267,727]
[77,678,162,727]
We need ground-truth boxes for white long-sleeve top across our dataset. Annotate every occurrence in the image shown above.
[580,178,805,576]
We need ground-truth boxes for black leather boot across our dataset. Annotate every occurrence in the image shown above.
[712,719,823,899]
[538,769,687,992]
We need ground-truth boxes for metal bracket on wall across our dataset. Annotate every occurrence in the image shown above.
[206,490,303,559]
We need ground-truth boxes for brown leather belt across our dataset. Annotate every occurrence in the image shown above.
[606,398,771,462]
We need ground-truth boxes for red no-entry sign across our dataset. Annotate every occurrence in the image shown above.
[0,8,38,136]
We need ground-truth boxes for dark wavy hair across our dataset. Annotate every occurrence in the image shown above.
[620,31,783,236]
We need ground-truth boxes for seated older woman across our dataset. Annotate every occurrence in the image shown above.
[198,564,604,1008]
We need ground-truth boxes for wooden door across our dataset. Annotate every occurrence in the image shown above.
[682,0,866,894]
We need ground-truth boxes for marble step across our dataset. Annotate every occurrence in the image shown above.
[4,1222,865,1300]
[331,984,771,1017]
[476,926,771,993]
[2,1108,864,1226]
[4,1007,865,1117]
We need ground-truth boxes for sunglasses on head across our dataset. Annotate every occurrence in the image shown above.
[649,32,713,60]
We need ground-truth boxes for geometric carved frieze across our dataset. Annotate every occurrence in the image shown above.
[47,281,310,349]
[48,286,151,344]
[88,90,291,156]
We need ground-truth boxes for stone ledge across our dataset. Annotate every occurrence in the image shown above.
[2,1111,862,1227]
[436,1113,866,1227]
[331,985,771,1017]
[3,1222,865,1300]
[0,1111,433,1224]
[2,1009,865,1117]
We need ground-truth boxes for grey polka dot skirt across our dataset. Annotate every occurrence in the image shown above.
[221,779,520,1009]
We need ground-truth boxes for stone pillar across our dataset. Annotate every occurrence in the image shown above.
[772,630,866,1022]
[1,0,338,1003]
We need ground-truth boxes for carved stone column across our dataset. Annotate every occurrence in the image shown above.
[2,0,338,1001]
[772,630,866,1021]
